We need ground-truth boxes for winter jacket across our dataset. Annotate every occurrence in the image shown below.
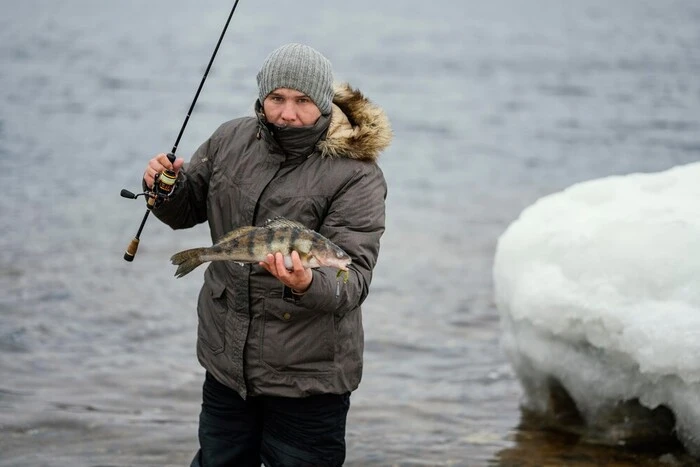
[152,83,392,398]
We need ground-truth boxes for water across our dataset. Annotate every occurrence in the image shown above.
[1,0,699,465]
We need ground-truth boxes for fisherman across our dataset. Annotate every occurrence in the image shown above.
[142,43,392,467]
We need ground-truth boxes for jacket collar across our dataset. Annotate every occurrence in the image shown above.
[256,83,392,163]
[255,102,330,162]
[319,83,393,162]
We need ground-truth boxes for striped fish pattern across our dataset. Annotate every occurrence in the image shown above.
[170,217,351,278]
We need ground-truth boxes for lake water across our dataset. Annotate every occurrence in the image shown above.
[1,0,699,465]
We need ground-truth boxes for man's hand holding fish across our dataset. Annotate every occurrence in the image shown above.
[259,250,312,294]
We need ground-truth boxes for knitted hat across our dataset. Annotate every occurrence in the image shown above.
[256,43,335,115]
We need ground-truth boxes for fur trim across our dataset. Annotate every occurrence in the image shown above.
[317,83,392,162]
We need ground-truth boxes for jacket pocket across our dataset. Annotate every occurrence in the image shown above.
[197,277,227,354]
[261,298,335,374]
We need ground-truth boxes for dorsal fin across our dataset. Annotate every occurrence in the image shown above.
[263,217,308,230]
[215,225,257,244]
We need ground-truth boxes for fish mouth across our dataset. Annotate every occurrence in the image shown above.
[338,258,352,271]
[317,259,350,271]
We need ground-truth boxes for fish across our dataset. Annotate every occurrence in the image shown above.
[170,217,352,279]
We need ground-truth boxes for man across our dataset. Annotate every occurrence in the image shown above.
[142,43,392,466]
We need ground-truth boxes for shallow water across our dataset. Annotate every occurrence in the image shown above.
[1,0,699,465]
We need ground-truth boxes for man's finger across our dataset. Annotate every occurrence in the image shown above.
[262,254,274,271]
[291,251,304,271]
[269,252,282,273]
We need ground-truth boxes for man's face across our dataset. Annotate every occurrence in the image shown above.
[262,88,322,127]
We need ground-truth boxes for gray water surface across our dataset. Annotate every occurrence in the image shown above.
[1,1,699,465]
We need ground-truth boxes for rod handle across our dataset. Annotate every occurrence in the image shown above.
[124,238,140,262]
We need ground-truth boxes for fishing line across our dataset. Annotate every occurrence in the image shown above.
[171,0,241,157]
[121,0,242,261]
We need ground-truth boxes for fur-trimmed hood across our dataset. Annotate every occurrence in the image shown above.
[318,83,392,162]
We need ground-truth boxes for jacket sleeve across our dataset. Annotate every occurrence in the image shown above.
[293,162,387,314]
[149,136,216,229]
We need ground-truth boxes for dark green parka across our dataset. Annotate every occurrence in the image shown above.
[152,83,392,398]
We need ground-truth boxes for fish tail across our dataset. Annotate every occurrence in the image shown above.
[170,248,207,278]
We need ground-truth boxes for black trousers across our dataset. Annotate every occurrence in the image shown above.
[190,372,351,467]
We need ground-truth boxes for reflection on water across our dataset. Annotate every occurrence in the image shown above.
[2,0,700,465]
[495,412,693,467]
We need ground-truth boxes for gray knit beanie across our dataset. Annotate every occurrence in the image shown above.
[256,43,335,115]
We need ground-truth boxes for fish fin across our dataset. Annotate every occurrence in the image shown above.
[335,269,350,283]
[170,248,207,278]
[263,217,307,230]
[215,225,257,244]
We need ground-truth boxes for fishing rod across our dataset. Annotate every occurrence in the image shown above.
[120,0,242,262]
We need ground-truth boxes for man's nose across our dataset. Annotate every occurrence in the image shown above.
[280,102,297,121]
